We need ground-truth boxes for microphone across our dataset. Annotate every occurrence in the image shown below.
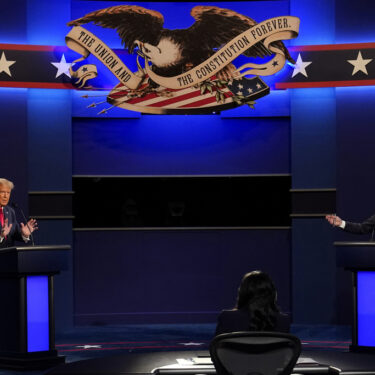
[11,202,35,246]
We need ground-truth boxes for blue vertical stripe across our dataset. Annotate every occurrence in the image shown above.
[27,276,49,352]
[358,271,375,347]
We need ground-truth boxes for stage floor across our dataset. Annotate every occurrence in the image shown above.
[45,349,375,375]
[0,324,367,375]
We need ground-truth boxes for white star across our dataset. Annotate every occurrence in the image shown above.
[236,90,243,96]
[347,51,372,75]
[0,52,16,77]
[256,83,262,89]
[75,345,102,349]
[238,84,243,89]
[292,53,312,78]
[51,54,75,78]
[247,88,253,93]
[179,342,204,346]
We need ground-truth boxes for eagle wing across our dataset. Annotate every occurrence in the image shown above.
[67,5,164,54]
[188,6,294,63]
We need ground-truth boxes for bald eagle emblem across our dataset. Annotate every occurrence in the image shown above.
[66,5,300,114]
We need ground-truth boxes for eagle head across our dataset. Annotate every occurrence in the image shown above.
[134,37,183,69]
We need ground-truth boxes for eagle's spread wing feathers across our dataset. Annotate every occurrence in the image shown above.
[67,5,164,53]
[189,6,294,63]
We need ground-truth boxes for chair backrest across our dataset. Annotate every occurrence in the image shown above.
[210,332,301,375]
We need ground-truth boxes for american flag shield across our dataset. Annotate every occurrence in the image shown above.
[107,76,269,114]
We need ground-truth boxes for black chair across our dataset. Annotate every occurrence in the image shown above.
[210,332,301,375]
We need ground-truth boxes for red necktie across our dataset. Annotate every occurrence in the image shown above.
[0,207,4,227]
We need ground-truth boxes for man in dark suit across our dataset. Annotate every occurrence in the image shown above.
[0,178,38,248]
[326,213,375,234]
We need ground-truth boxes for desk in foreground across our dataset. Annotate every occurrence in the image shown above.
[154,355,336,375]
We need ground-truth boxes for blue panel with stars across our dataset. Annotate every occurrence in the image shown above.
[277,45,375,88]
[227,76,270,101]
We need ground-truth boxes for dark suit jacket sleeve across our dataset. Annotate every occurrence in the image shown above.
[344,214,375,234]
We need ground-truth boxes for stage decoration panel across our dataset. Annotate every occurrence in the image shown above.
[65,5,299,114]
[1,3,374,113]
[0,44,75,89]
[1,43,375,95]
[277,43,375,88]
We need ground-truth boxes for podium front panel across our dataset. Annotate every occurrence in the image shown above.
[27,276,49,352]
[357,271,375,347]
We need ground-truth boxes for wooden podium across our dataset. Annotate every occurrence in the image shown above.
[335,241,375,352]
[0,245,70,369]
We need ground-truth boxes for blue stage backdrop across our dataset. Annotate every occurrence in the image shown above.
[68,0,293,325]
[5,0,375,328]
[73,228,291,325]
[72,116,290,175]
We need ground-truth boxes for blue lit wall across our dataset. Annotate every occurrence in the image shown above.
[0,88,28,211]
[0,0,74,334]
[28,89,72,190]
[290,0,375,325]
[289,0,337,324]
[290,88,336,189]
[290,0,335,46]
[336,86,375,223]
[335,0,375,44]
[290,87,337,323]
[334,1,375,325]
[74,229,291,324]
[70,0,293,326]
[0,0,27,44]
[2,0,375,331]
[73,116,290,175]
[0,0,294,331]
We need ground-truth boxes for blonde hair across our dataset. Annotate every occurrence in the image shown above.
[0,178,14,190]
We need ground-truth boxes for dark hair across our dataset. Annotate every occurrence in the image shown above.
[235,270,279,331]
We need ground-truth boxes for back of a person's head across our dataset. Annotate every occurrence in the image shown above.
[236,270,278,330]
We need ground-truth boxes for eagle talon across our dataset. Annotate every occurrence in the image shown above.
[216,63,239,81]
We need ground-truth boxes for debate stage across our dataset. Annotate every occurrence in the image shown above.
[46,349,375,375]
